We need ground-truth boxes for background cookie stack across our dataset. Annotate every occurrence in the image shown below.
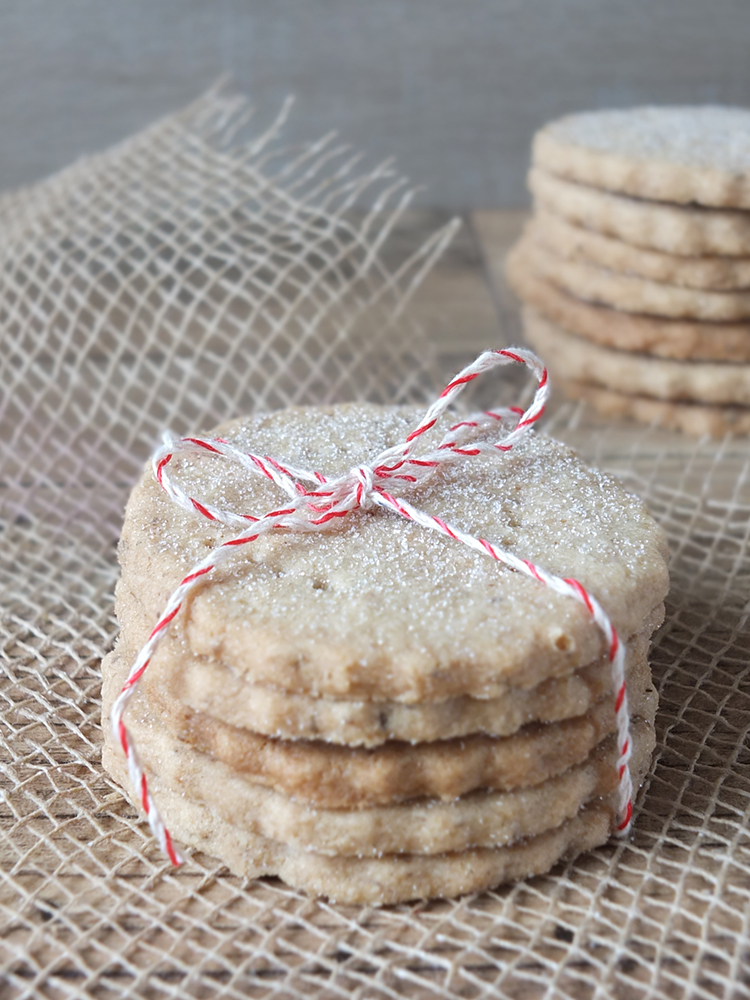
[102,403,669,905]
[506,106,750,435]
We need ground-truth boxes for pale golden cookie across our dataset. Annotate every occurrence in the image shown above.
[530,167,750,256]
[564,381,750,437]
[104,403,666,900]
[533,106,750,208]
[521,231,750,321]
[522,307,750,405]
[102,640,656,861]
[506,249,750,362]
[123,591,662,746]
[533,211,750,291]
[103,750,613,905]
[175,641,652,746]
[102,713,655,904]
[115,405,669,701]
[138,640,653,808]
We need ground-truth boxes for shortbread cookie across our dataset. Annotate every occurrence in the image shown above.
[103,664,655,857]
[162,621,658,746]
[533,106,750,208]
[123,593,662,746]
[115,405,669,701]
[522,308,750,405]
[104,402,667,900]
[102,710,656,904]
[521,232,750,321]
[530,167,750,256]
[533,211,750,291]
[110,708,656,858]
[138,643,654,809]
[103,759,614,904]
[563,381,750,437]
[506,254,750,362]
[190,660,606,746]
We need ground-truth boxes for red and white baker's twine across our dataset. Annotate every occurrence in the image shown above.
[111,347,633,865]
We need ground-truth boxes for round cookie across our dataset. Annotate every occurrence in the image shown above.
[103,750,615,905]
[530,167,750,256]
[533,211,750,291]
[103,402,668,902]
[102,705,656,905]
[138,645,655,809]
[123,589,663,746]
[521,232,750,321]
[115,404,669,702]
[522,307,750,405]
[103,673,655,858]
[175,639,653,746]
[563,381,750,437]
[102,637,656,861]
[506,249,750,363]
[533,106,750,209]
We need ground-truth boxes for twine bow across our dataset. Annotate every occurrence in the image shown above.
[111,348,633,867]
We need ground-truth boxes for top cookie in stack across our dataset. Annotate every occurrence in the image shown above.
[102,402,669,905]
[507,106,750,435]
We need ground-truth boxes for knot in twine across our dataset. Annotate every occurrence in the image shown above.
[351,465,376,508]
[111,348,633,867]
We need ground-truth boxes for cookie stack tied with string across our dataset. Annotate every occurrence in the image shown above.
[506,106,750,435]
[102,350,669,905]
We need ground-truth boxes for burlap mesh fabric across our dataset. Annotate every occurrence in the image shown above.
[1,91,749,999]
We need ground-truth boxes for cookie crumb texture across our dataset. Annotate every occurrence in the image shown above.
[103,404,668,904]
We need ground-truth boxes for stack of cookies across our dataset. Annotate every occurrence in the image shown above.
[507,106,750,435]
[102,403,669,904]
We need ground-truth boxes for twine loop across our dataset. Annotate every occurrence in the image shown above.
[351,465,376,508]
[111,347,633,868]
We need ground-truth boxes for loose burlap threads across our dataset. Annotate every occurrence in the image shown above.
[1,89,749,998]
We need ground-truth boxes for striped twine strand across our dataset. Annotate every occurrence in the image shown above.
[110,347,633,866]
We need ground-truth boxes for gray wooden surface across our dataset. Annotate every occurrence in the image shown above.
[2,0,750,208]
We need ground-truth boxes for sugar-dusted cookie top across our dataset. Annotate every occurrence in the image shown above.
[117,404,669,702]
[533,106,750,208]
